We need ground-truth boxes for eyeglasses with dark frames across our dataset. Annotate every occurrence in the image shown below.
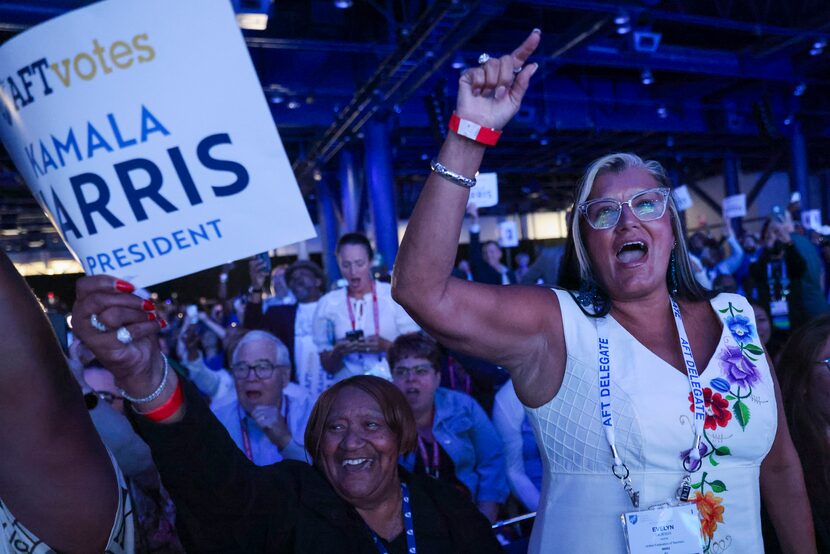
[231,360,286,380]
[391,365,435,379]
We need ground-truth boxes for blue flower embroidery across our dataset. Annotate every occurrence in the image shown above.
[725,314,755,344]
[710,378,731,393]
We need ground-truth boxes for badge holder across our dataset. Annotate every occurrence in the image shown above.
[620,502,704,554]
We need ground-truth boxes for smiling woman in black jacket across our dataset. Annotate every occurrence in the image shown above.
[71,273,500,553]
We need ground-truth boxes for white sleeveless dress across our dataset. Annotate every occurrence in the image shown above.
[526,290,777,553]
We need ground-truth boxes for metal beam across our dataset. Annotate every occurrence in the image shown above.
[520,0,830,39]
[685,182,723,215]
[746,151,784,208]
[292,0,508,181]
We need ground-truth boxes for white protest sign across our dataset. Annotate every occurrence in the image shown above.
[0,0,315,287]
[468,172,498,208]
[672,185,693,211]
[801,209,821,230]
[498,220,519,248]
[722,194,747,219]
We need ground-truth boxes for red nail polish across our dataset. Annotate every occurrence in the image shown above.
[142,300,155,311]
[147,312,157,321]
[159,318,168,329]
[115,280,134,293]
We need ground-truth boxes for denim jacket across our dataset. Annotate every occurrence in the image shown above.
[402,387,509,503]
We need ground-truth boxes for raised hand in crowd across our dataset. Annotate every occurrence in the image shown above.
[250,404,292,449]
[72,275,178,422]
[248,256,269,292]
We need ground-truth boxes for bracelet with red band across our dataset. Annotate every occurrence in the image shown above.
[448,113,502,146]
[140,379,184,422]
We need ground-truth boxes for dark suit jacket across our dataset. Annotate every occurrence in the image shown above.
[468,230,517,285]
[131,381,502,553]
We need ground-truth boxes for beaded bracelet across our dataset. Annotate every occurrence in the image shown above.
[118,353,169,404]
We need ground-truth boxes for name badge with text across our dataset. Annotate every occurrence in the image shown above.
[621,503,704,554]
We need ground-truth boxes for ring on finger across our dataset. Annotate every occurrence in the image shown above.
[116,326,133,345]
[90,313,107,333]
[513,66,523,75]
[477,52,491,65]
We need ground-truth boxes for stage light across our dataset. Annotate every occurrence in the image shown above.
[451,55,465,69]
[233,0,272,30]
[614,11,630,25]
[287,100,302,109]
[616,23,632,35]
[641,68,654,85]
[657,105,668,119]
[793,82,807,97]
[334,0,353,8]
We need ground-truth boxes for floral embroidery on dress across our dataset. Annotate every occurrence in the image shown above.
[679,300,766,553]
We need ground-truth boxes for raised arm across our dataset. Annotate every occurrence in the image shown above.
[72,274,299,551]
[0,252,116,553]
[392,30,565,406]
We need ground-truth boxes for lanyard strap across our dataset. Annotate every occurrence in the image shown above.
[417,436,441,479]
[596,298,705,508]
[767,261,789,299]
[369,482,417,554]
[346,281,380,334]
[238,397,290,463]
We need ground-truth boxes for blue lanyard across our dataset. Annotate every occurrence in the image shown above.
[596,298,705,507]
[369,482,417,554]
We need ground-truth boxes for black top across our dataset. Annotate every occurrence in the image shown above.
[468,230,517,286]
[130,381,502,553]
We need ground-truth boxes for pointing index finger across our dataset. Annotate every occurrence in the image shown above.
[512,28,541,66]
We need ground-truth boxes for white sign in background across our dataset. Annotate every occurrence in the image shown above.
[0,0,315,287]
[498,220,519,248]
[671,185,693,211]
[801,209,821,230]
[722,193,747,219]
[468,172,499,208]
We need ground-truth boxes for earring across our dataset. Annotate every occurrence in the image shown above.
[670,250,679,297]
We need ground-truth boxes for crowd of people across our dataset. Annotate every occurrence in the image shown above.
[1,30,828,554]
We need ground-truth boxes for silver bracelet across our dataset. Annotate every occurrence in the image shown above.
[430,158,476,188]
[118,353,169,404]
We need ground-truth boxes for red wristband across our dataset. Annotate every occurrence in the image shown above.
[140,379,184,422]
[448,113,502,146]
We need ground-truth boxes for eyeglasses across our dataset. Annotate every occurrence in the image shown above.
[578,187,671,230]
[391,365,435,379]
[231,361,285,380]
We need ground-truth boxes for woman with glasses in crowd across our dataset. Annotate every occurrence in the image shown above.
[393,30,815,552]
[388,332,509,522]
[775,314,830,552]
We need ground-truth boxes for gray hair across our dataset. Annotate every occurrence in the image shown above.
[569,152,709,303]
[231,330,291,367]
